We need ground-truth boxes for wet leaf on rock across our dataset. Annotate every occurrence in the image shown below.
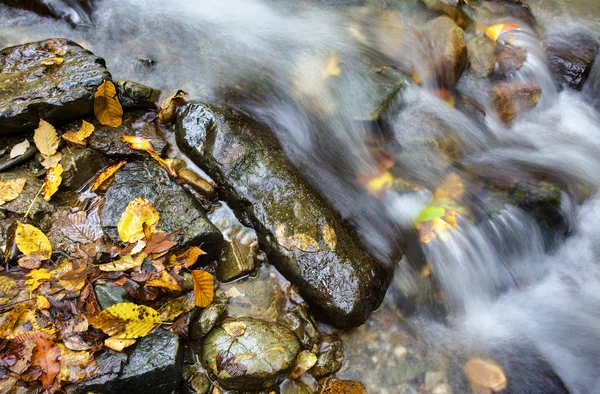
[322,223,337,250]
[192,270,214,308]
[40,151,62,169]
[103,337,136,352]
[157,90,187,124]
[319,378,366,394]
[464,356,507,393]
[95,80,123,127]
[87,302,161,339]
[143,232,177,255]
[92,160,127,192]
[56,345,98,384]
[216,350,248,378]
[290,350,318,379]
[0,178,27,206]
[145,270,181,291]
[222,321,246,337]
[485,22,520,42]
[41,57,64,66]
[158,291,195,322]
[43,163,64,201]
[59,211,104,244]
[291,234,320,252]
[15,222,52,260]
[98,253,147,272]
[62,120,95,147]
[34,119,59,157]
[176,246,206,268]
[121,136,178,177]
[9,139,30,159]
[117,198,160,243]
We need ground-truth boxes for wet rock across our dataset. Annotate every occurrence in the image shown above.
[67,350,128,393]
[0,168,53,218]
[422,0,472,28]
[177,103,392,328]
[319,378,366,394]
[73,329,182,394]
[423,16,467,89]
[0,38,110,134]
[309,335,344,378]
[59,147,107,190]
[467,36,496,78]
[281,379,314,394]
[281,304,320,351]
[89,110,168,158]
[0,140,37,171]
[201,317,301,391]
[545,31,599,89]
[100,160,223,257]
[495,45,527,76]
[183,370,212,394]
[356,65,406,121]
[473,0,536,27]
[116,80,161,109]
[492,82,541,126]
[190,297,227,340]
[94,283,133,310]
[0,0,93,26]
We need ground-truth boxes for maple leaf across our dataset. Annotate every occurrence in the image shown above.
[62,120,95,147]
[15,222,52,260]
[192,270,214,308]
[117,198,160,243]
[87,302,161,339]
[33,119,59,157]
[94,80,123,127]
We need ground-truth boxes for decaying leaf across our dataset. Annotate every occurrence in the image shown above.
[117,198,160,243]
[15,222,52,260]
[275,223,294,250]
[40,151,62,169]
[143,232,177,255]
[29,333,61,390]
[41,57,64,66]
[0,178,27,205]
[43,163,64,201]
[34,119,59,157]
[87,302,161,339]
[216,350,248,378]
[464,356,507,393]
[157,90,186,124]
[175,246,206,268]
[0,277,19,302]
[94,80,123,127]
[222,321,246,338]
[59,211,104,244]
[192,270,214,308]
[62,120,95,147]
[158,292,195,322]
[322,223,337,250]
[98,253,147,272]
[104,337,136,352]
[291,234,320,252]
[25,268,52,292]
[92,160,126,192]
[145,271,181,291]
[36,295,51,310]
[9,139,30,159]
[57,345,98,384]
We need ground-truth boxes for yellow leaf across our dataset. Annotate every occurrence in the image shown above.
[192,270,214,308]
[485,22,520,42]
[157,90,186,125]
[62,120,95,147]
[34,119,59,157]
[145,271,181,291]
[40,151,62,169]
[98,253,147,272]
[291,233,320,252]
[0,178,26,205]
[275,223,293,250]
[464,357,507,393]
[117,198,160,243]
[322,224,337,250]
[0,276,19,301]
[43,164,64,201]
[9,140,30,159]
[434,173,464,201]
[87,302,161,339]
[365,171,393,195]
[158,292,195,322]
[41,57,64,66]
[57,345,98,383]
[25,268,52,292]
[222,321,246,337]
[121,135,154,152]
[323,55,342,79]
[104,337,136,352]
[37,295,51,310]
[15,222,52,260]
[94,80,123,127]
[92,160,126,192]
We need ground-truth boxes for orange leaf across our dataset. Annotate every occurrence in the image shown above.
[92,161,126,192]
[192,270,214,307]
[94,80,123,127]
[121,135,154,152]
[30,333,61,390]
[62,120,95,147]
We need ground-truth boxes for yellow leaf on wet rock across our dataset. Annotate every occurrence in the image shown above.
[464,356,507,393]
[43,164,64,201]
[62,120,95,147]
[121,135,154,152]
[92,160,126,192]
[87,302,161,339]
[104,337,136,352]
[41,57,64,66]
[322,223,337,250]
[34,119,59,157]
[192,270,214,307]
[117,198,160,243]
[94,80,123,127]
[291,233,320,252]
[15,222,52,260]
[485,23,520,42]
[157,90,186,124]
[0,178,26,205]
[222,321,246,337]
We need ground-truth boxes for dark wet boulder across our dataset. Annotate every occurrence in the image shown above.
[176,103,392,328]
[201,317,301,391]
[492,82,541,126]
[100,160,223,257]
[59,147,107,190]
[545,31,599,89]
[423,16,467,89]
[116,80,161,109]
[0,38,110,134]
[89,110,168,158]
[467,36,496,78]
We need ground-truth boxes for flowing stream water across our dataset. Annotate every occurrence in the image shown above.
[2,0,600,393]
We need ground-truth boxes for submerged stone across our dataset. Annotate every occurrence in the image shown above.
[100,160,223,257]
[467,36,496,78]
[492,82,541,126]
[201,317,301,391]
[176,103,392,328]
[190,297,227,340]
[423,16,467,89]
[0,39,110,134]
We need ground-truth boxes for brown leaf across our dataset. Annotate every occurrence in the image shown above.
[40,151,62,169]
[58,211,104,244]
[143,232,178,255]
[176,246,206,268]
[9,335,35,374]
[62,120,95,147]
[192,270,214,307]
[94,80,123,127]
[33,119,59,157]
[29,333,61,390]
[216,350,247,378]
[92,161,127,192]
[18,253,43,270]
[157,90,186,124]
[319,378,366,394]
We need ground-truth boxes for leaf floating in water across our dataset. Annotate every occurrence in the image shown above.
[15,222,52,260]
[291,234,320,252]
[364,171,393,195]
[222,321,246,337]
[62,120,95,147]
[216,350,248,378]
[416,206,445,223]
[434,173,464,201]
[323,55,342,79]
[9,139,30,159]
[43,163,64,201]
[87,302,161,339]
[464,356,507,393]
[92,160,126,192]
[192,270,214,307]
[34,119,59,158]
[157,90,187,124]
[94,80,123,127]
[0,178,26,206]
[117,197,160,243]
[322,223,337,250]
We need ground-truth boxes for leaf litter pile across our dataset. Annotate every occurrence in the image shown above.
[0,82,216,393]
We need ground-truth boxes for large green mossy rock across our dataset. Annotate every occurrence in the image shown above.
[176,103,392,328]
[0,39,110,134]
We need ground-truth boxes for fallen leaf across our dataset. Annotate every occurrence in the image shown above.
[36,296,51,310]
[98,253,147,272]
[365,171,393,195]
[25,268,52,292]
[94,80,123,127]
[62,120,95,147]
[143,232,177,255]
[222,321,246,337]
[157,90,186,124]
[117,198,160,243]
[34,119,59,157]
[121,136,177,177]
[322,224,337,250]
[145,271,181,291]
[9,335,36,374]
[216,350,248,378]
[57,345,98,384]
[176,246,206,268]
[323,55,342,79]
[29,333,61,390]
[104,337,136,352]
[41,57,64,66]
[18,253,43,270]
[43,163,64,201]
[416,205,446,223]
[58,211,104,244]
[87,302,161,339]
[40,151,62,169]
[192,270,214,308]
[0,277,19,302]
[485,22,520,42]
[291,234,320,252]
[92,160,126,192]
[275,223,294,250]
[9,140,30,159]
[464,356,507,393]
[0,178,27,205]
[15,222,52,260]
[158,292,196,322]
